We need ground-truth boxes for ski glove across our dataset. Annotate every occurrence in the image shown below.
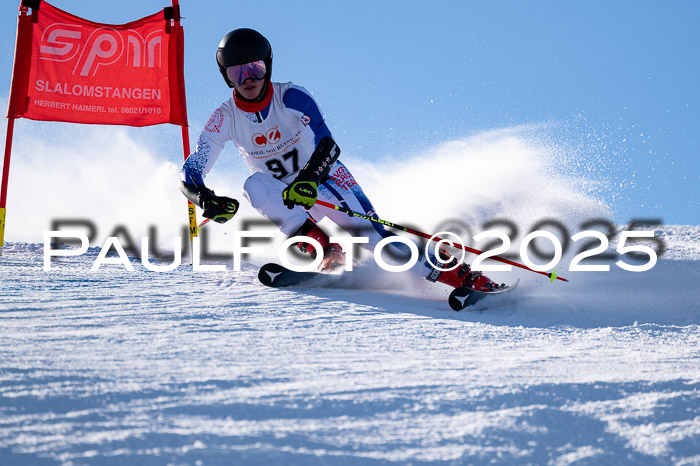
[281,137,341,210]
[179,180,239,224]
[199,190,239,224]
[282,176,318,210]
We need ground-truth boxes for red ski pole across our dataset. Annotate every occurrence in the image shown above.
[197,217,211,232]
[315,199,569,283]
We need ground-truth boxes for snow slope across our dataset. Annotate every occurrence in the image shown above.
[1,126,698,464]
[1,224,699,465]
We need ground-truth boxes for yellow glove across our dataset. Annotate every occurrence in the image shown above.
[282,179,318,210]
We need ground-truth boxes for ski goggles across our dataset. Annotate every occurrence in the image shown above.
[226,60,267,86]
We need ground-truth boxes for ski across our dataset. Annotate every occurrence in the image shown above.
[448,279,520,311]
[259,263,519,312]
[258,262,344,288]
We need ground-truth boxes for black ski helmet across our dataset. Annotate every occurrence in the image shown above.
[216,28,273,88]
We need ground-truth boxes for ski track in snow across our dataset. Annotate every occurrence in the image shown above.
[1,226,699,465]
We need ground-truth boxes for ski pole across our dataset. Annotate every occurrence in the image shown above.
[196,217,211,233]
[314,199,569,283]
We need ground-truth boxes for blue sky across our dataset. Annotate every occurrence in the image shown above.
[1,0,698,225]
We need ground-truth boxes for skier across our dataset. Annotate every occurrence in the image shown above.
[179,28,497,292]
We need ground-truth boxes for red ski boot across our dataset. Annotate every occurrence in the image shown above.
[425,246,501,292]
[292,220,346,272]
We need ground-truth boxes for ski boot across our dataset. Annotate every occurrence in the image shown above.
[292,219,346,272]
[425,246,502,292]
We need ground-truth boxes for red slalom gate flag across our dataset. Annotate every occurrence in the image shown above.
[7,1,187,127]
[1,1,196,254]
